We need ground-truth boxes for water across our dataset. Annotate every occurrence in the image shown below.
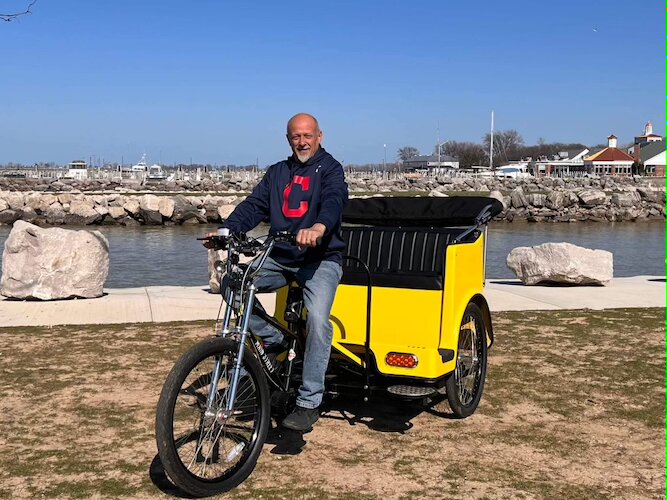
[0,224,221,288]
[486,222,665,278]
[0,222,664,287]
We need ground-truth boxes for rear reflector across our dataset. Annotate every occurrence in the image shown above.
[385,352,418,368]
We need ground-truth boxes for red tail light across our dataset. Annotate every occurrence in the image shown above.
[385,352,418,368]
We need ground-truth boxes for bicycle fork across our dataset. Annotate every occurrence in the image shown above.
[205,284,258,420]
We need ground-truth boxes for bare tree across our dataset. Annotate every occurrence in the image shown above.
[483,129,524,166]
[1,0,36,22]
[439,141,486,168]
[397,146,420,162]
[521,141,588,160]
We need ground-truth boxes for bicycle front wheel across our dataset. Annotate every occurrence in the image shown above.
[155,337,270,497]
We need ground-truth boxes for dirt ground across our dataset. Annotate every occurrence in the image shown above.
[0,308,664,499]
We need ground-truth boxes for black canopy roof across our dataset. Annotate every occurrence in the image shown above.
[342,196,504,227]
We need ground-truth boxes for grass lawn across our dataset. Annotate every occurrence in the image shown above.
[0,308,664,499]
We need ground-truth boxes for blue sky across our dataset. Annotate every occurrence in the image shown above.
[1,0,664,166]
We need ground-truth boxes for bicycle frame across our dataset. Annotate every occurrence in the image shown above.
[204,232,301,417]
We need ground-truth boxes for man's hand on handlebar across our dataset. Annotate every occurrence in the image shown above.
[296,223,326,249]
[202,232,218,249]
[201,225,324,250]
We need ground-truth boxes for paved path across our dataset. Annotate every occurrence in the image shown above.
[0,276,663,327]
[484,275,664,311]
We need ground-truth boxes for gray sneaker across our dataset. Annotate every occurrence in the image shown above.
[281,406,320,431]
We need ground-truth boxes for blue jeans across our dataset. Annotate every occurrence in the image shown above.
[249,257,342,409]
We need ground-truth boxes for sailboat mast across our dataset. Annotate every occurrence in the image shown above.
[437,122,440,166]
[489,110,495,174]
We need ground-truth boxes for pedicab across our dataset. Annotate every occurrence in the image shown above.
[155,195,503,497]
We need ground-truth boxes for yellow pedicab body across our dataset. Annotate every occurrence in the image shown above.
[328,229,488,380]
[275,196,500,401]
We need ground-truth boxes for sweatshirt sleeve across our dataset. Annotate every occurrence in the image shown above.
[221,168,272,233]
[314,160,348,233]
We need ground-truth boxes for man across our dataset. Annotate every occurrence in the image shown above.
[214,113,348,431]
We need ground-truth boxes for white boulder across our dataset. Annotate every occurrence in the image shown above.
[5,192,25,210]
[507,242,613,286]
[208,248,226,294]
[578,190,607,206]
[65,200,102,225]
[140,194,161,212]
[207,248,252,294]
[122,198,141,216]
[1,221,109,299]
[107,206,127,219]
[158,197,175,218]
[217,204,236,221]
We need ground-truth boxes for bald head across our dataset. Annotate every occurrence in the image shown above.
[286,113,323,163]
[286,113,320,135]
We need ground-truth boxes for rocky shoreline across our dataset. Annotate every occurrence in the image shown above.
[0,174,664,225]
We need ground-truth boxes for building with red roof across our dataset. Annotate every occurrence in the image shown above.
[583,135,635,176]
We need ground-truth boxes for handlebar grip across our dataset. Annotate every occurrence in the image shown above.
[197,235,226,241]
[199,234,229,250]
[274,231,297,244]
[274,232,322,247]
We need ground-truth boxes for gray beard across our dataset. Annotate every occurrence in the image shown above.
[295,151,311,163]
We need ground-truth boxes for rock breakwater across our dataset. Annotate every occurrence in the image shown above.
[0,174,663,225]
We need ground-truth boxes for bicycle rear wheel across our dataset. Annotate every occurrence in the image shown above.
[445,302,488,418]
[155,337,270,497]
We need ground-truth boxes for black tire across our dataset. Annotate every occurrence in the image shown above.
[155,337,270,497]
[445,302,488,418]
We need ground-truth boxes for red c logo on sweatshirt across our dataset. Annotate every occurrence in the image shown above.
[282,176,310,218]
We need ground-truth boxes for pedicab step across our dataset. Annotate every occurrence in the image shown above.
[386,385,438,398]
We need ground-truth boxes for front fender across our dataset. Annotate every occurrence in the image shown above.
[470,293,494,348]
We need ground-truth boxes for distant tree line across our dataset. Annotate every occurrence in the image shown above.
[397,130,589,168]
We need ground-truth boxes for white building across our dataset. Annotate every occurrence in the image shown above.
[532,149,590,178]
[644,149,665,177]
[403,154,459,174]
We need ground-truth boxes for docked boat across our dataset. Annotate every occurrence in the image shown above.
[146,164,167,181]
[66,159,88,180]
[131,154,148,172]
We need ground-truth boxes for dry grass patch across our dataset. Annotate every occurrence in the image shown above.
[0,309,664,499]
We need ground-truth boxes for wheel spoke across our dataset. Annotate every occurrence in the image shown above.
[156,338,270,496]
[171,350,260,480]
[457,314,483,406]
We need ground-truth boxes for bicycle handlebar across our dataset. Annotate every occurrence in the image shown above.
[199,230,301,254]
[199,230,319,252]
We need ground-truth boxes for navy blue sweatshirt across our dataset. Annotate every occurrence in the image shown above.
[223,147,348,265]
